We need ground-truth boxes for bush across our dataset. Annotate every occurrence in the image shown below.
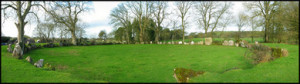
[1,36,11,43]
[244,44,273,65]
[44,63,55,71]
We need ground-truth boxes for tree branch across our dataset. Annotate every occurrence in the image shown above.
[1,4,17,10]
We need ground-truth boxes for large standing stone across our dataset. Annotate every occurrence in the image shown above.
[205,37,212,45]
[281,49,288,57]
[240,41,245,47]
[190,41,194,45]
[184,42,188,45]
[34,59,44,68]
[222,40,229,46]
[179,41,183,44]
[150,41,152,44]
[26,56,33,64]
[235,43,239,47]
[228,40,234,46]
[12,43,23,59]
[7,44,13,53]
[255,41,259,45]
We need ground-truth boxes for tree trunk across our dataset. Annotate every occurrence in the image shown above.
[155,29,159,44]
[139,17,143,43]
[264,21,269,43]
[182,18,185,44]
[70,31,77,45]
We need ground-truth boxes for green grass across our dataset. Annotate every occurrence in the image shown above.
[165,37,264,43]
[189,43,299,83]
[1,43,298,83]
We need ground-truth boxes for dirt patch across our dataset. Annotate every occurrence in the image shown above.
[173,68,205,83]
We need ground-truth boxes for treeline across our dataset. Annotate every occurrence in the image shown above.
[110,1,299,44]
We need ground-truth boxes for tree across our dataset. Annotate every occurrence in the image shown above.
[153,1,168,44]
[244,1,279,42]
[33,22,56,42]
[194,1,232,38]
[40,1,91,45]
[127,1,154,43]
[235,12,248,41]
[114,27,126,42]
[98,30,107,41]
[110,3,132,44]
[169,18,179,42]
[76,23,87,44]
[279,2,299,44]
[248,15,263,42]
[174,1,193,43]
[1,1,40,56]
[218,14,233,38]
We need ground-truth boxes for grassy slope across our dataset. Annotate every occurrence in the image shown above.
[1,46,106,83]
[1,43,298,83]
[189,43,299,83]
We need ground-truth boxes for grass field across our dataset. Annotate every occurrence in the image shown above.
[1,43,298,83]
[165,37,264,43]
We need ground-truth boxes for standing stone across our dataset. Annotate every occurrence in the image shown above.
[168,42,171,44]
[172,41,174,44]
[34,59,44,68]
[222,40,229,46]
[228,40,234,46]
[184,42,188,45]
[179,41,183,44]
[240,41,245,47]
[12,43,23,59]
[281,49,288,57]
[199,41,203,45]
[26,56,33,64]
[255,41,259,45]
[150,41,152,44]
[205,37,212,45]
[190,41,194,45]
[7,44,13,53]
[235,43,239,47]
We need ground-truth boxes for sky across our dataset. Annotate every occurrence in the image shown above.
[1,1,249,38]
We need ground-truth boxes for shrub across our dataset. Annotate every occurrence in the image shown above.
[244,44,273,65]
[44,63,55,71]
[1,36,11,43]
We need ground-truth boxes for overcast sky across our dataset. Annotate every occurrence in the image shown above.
[1,1,249,38]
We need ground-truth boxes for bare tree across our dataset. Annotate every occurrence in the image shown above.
[194,1,232,38]
[218,14,233,38]
[1,1,40,57]
[34,22,56,42]
[244,1,279,42]
[110,3,131,44]
[39,1,91,45]
[235,12,248,41]
[153,1,168,44]
[174,1,193,43]
[127,1,154,43]
[169,18,179,43]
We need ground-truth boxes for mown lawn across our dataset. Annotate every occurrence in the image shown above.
[1,43,298,83]
[165,37,264,43]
